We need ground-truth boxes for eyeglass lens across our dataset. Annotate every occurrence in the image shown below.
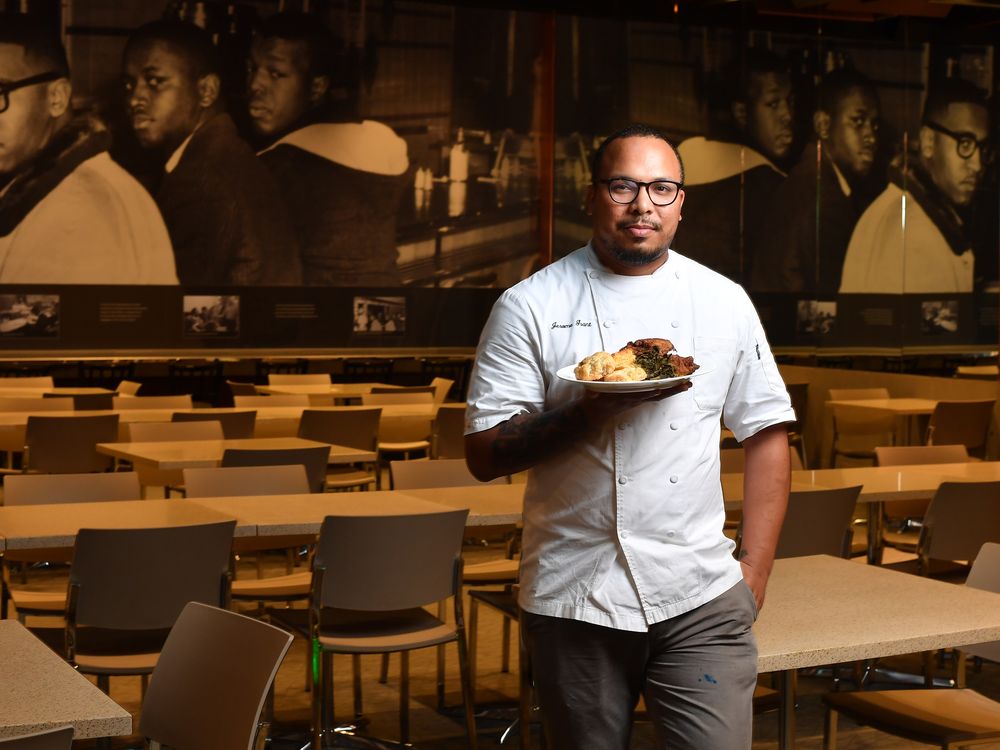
[607,179,680,206]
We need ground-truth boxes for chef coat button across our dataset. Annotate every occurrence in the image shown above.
[669,422,679,430]
[603,320,614,328]
[667,530,676,538]
[670,320,679,328]
[669,475,679,484]
[589,271,597,278]
[618,476,628,485]
[621,530,630,539]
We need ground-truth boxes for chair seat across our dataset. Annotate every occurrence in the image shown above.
[324,466,377,489]
[9,588,66,613]
[379,440,431,453]
[463,558,519,583]
[824,688,1000,745]
[232,571,311,599]
[318,607,456,653]
[75,651,160,675]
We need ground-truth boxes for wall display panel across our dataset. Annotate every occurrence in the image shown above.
[0,1,542,353]
[553,12,998,353]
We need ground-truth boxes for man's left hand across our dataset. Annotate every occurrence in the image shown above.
[740,559,768,613]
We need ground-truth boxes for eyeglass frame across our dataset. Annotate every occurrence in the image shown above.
[922,120,993,164]
[594,177,684,207]
[0,72,63,114]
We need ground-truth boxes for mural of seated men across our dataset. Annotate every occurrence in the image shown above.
[840,77,991,294]
[123,20,302,286]
[0,14,177,284]
[247,12,409,287]
[676,48,795,283]
[752,67,883,295]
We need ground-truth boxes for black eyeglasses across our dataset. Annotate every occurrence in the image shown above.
[0,72,63,114]
[596,178,683,207]
[923,120,994,165]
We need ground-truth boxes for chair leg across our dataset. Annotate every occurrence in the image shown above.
[518,629,532,750]
[313,650,333,749]
[468,596,480,706]
[824,706,838,750]
[400,650,410,745]
[455,633,480,750]
[501,616,512,673]
[379,652,389,683]
[437,599,447,709]
[352,654,364,720]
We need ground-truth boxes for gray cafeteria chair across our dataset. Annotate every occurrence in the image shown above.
[172,409,257,438]
[139,602,293,750]
[0,727,73,750]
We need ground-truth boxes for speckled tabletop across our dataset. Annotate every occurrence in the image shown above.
[0,620,131,740]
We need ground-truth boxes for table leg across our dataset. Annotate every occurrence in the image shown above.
[778,668,797,750]
[866,501,884,565]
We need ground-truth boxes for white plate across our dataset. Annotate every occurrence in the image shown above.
[555,364,710,393]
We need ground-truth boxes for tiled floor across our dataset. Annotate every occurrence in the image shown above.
[13,544,1000,749]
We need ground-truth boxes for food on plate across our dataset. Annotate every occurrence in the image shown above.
[573,338,699,382]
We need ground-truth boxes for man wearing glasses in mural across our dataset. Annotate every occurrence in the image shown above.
[840,78,991,293]
[466,124,793,750]
[752,67,883,294]
[676,49,795,284]
[0,14,177,284]
[123,20,301,286]
[246,12,409,286]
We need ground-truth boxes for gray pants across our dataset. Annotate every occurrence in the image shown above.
[522,580,758,750]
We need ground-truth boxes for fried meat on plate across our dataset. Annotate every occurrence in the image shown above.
[573,338,698,382]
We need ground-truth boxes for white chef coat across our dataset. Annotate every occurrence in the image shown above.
[466,245,794,632]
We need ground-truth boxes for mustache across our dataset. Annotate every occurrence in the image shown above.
[617,219,662,231]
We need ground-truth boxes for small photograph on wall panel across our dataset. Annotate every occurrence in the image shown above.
[920,300,959,335]
[796,300,836,337]
[182,295,240,337]
[353,296,406,334]
[0,294,59,337]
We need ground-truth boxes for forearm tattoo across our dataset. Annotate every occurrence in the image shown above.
[492,402,590,474]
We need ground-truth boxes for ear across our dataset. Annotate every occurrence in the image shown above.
[309,74,331,105]
[196,73,221,109]
[813,111,830,140]
[918,125,935,160]
[675,188,685,219]
[46,78,72,118]
[731,101,748,130]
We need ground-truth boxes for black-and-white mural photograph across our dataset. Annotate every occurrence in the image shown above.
[0,293,59,336]
[182,293,239,336]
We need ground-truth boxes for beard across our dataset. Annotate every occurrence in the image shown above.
[606,242,670,266]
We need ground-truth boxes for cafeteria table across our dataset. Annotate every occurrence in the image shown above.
[0,386,114,398]
[0,620,132,741]
[95,436,370,475]
[824,397,938,447]
[256,382,398,402]
[758,554,1000,748]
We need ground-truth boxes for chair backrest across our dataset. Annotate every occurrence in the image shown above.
[226,380,259,397]
[963,543,1000,662]
[297,408,380,451]
[719,446,803,474]
[772,486,862,559]
[56,392,114,410]
[313,510,469,612]
[361,391,434,406]
[828,387,890,401]
[4,471,142,506]
[183,464,311,497]
[875,444,970,466]
[221,446,331,494]
[69,520,235,631]
[24,414,120,473]
[112,395,194,410]
[390,457,509,489]
[234,394,311,408]
[429,377,455,404]
[926,399,996,457]
[432,403,466,459]
[267,373,331,385]
[172,410,256,439]
[116,380,143,396]
[139,602,293,750]
[0,375,54,388]
[126,420,224,442]
[0,396,73,412]
[0,727,73,750]
[921,481,1000,566]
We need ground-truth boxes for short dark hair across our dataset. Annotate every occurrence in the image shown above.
[124,20,220,80]
[254,11,337,80]
[591,123,685,185]
[0,13,69,78]
[815,68,878,115]
[727,48,790,105]
[922,77,990,124]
